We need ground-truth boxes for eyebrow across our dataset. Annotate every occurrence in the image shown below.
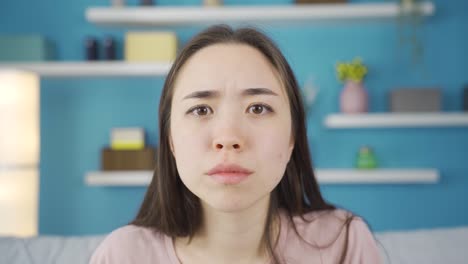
[182,88,279,101]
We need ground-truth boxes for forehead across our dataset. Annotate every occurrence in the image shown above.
[172,43,288,101]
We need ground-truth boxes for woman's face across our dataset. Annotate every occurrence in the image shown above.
[169,43,294,212]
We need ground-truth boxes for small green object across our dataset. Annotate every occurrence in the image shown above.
[356,146,378,169]
[335,57,368,83]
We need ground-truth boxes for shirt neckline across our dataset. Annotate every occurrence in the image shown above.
[163,210,289,264]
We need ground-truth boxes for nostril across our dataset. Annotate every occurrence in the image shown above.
[215,143,240,149]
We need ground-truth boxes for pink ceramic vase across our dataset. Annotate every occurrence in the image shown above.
[340,80,368,113]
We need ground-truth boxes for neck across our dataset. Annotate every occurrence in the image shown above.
[175,195,280,264]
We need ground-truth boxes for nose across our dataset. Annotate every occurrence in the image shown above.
[212,111,244,152]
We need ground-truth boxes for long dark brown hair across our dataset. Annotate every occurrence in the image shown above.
[131,24,355,264]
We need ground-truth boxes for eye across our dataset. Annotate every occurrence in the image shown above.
[187,105,212,116]
[186,103,274,117]
[247,103,274,115]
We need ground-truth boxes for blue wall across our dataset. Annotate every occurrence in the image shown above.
[1,0,467,235]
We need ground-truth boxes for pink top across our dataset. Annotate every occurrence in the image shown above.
[89,209,382,264]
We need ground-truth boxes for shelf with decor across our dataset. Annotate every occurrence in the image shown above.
[85,168,439,186]
[85,2,435,27]
[0,61,172,77]
[325,112,468,128]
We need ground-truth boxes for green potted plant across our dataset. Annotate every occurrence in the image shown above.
[336,57,368,113]
[356,146,378,169]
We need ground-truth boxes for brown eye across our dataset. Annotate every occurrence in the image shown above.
[248,104,273,115]
[188,105,212,116]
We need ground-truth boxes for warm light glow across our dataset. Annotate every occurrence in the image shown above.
[0,169,39,237]
[0,70,39,237]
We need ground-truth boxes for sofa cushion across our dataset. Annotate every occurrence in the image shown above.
[0,235,104,264]
[375,226,468,264]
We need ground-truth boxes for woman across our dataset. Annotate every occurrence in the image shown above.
[90,24,382,264]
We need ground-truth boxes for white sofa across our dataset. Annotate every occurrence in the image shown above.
[375,226,468,264]
[0,235,103,264]
[1,226,467,264]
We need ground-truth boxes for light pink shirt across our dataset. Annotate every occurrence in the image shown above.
[90,209,382,263]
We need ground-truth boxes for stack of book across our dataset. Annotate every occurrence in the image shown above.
[101,127,156,171]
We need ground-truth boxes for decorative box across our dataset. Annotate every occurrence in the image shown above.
[101,147,156,170]
[124,32,177,62]
[110,127,145,150]
[389,88,441,112]
[0,35,54,61]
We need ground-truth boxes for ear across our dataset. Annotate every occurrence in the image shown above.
[288,135,294,160]
[169,135,175,155]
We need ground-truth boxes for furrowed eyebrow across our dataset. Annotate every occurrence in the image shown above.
[182,88,278,101]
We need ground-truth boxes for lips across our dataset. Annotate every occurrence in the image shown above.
[206,163,253,176]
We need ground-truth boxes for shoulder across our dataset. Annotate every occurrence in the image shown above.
[281,209,383,263]
[89,225,169,264]
[288,208,355,245]
[97,225,162,248]
[339,214,383,263]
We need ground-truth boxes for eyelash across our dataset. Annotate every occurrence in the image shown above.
[186,103,274,117]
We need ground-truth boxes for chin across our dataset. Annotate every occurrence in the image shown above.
[203,197,250,212]
[201,193,269,213]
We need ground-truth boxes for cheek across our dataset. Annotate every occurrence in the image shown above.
[257,127,291,162]
[278,152,286,162]
[170,120,208,179]
[172,132,198,164]
[255,128,292,181]
[171,118,202,153]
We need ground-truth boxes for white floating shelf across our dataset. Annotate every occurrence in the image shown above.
[86,2,434,26]
[85,169,439,186]
[0,61,172,77]
[85,171,153,186]
[325,113,468,128]
[316,169,439,184]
